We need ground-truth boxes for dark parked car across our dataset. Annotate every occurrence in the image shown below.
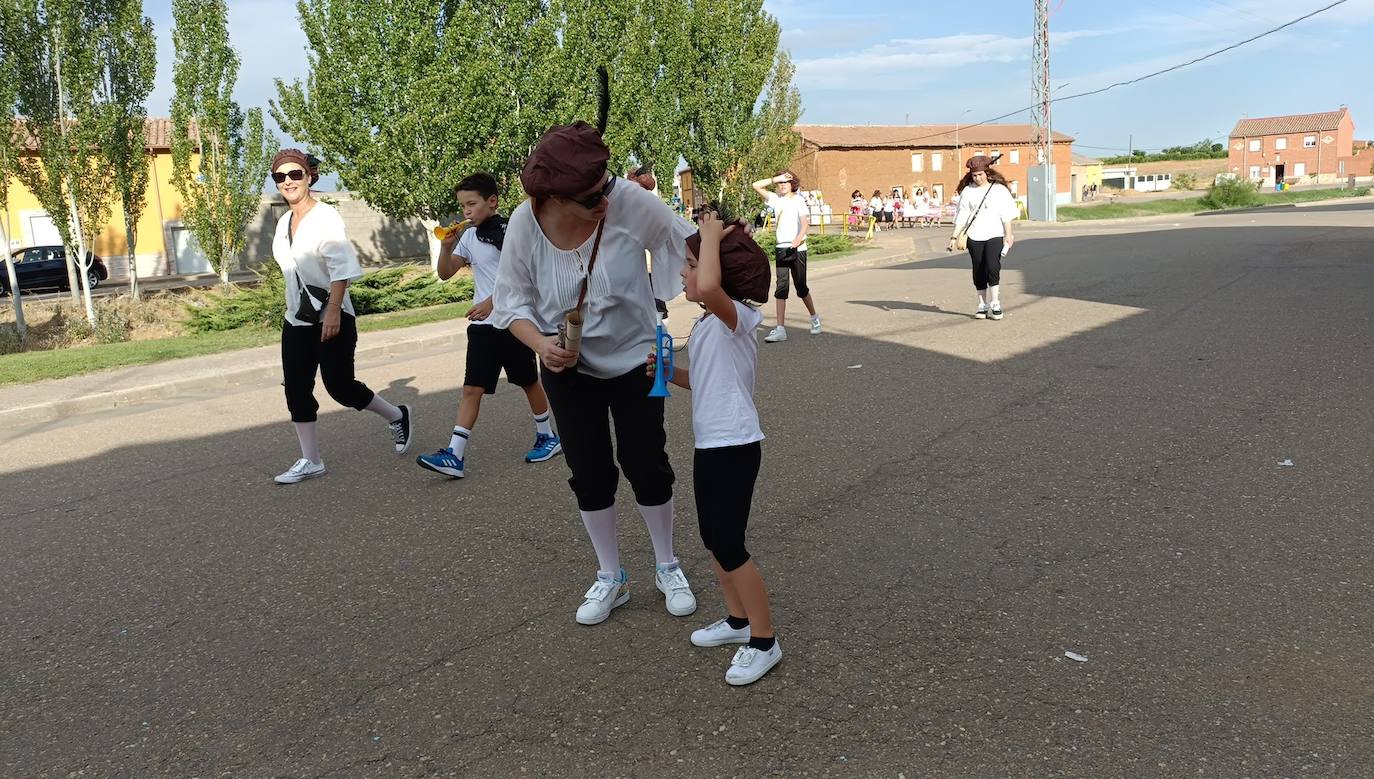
[1,246,108,295]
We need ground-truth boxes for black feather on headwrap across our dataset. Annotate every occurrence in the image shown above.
[596,66,610,136]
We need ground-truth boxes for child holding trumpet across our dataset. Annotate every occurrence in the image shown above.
[415,173,562,479]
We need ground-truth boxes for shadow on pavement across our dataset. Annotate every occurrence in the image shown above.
[2,222,1373,775]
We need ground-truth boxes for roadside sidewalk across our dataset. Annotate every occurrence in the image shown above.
[0,233,943,427]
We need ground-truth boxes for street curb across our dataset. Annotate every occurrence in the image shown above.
[0,328,466,427]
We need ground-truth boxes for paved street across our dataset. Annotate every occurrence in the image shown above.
[2,203,1372,776]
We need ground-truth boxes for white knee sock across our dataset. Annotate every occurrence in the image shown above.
[533,410,553,436]
[637,501,676,566]
[580,505,620,576]
[293,421,321,463]
[989,284,1001,306]
[448,426,471,457]
[365,394,403,422]
[976,288,988,306]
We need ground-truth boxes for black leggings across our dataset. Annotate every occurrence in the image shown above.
[694,442,762,572]
[540,364,674,511]
[280,315,376,423]
[966,236,1003,290]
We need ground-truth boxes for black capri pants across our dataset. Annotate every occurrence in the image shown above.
[540,363,675,512]
[966,236,1004,290]
[694,442,762,572]
[774,247,810,300]
[281,314,376,423]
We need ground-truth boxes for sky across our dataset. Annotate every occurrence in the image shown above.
[141,0,1374,178]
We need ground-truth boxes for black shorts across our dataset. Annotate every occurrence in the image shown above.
[694,442,762,571]
[465,324,538,394]
[774,247,810,300]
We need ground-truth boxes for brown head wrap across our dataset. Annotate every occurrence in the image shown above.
[521,122,611,198]
[270,148,319,185]
[686,222,771,303]
[965,155,992,173]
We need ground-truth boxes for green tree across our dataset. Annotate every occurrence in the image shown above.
[6,0,116,325]
[170,0,275,285]
[0,0,27,337]
[678,0,781,205]
[96,0,155,299]
[726,48,801,216]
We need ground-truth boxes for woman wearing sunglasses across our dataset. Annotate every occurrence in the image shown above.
[492,122,698,626]
[268,149,413,485]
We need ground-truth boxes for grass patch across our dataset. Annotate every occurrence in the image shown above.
[1059,187,1370,221]
[0,302,471,387]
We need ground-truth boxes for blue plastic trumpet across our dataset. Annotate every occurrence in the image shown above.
[648,316,673,398]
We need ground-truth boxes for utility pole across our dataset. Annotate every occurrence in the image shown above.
[1030,0,1055,221]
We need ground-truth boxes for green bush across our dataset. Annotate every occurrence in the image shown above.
[751,231,856,257]
[183,263,474,333]
[1200,178,1262,210]
[1173,173,1198,191]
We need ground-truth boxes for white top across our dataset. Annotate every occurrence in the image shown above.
[491,178,695,379]
[688,300,765,449]
[272,202,364,327]
[766,192,808,251]
[868,196,882,213]
[954,182,1019,242]
[456,225,502,327]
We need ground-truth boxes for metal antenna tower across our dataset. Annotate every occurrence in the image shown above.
[1030,0,1055,220]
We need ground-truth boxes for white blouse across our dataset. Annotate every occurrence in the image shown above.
[491,178,695,380]
[953,183,1019,242]
[272,202,364,327]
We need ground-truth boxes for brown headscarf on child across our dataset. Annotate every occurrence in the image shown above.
[686,222,771,303]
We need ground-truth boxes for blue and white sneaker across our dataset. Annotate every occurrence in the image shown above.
[416,447,465,478]
[525,432,563,463]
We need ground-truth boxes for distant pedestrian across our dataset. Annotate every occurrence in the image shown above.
[647,210,782,685]
[415,172,562,480]
[268,148,413,484]
[751,170,821,343]
[949,156,1019,320]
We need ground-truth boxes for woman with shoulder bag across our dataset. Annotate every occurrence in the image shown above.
[269,149,414,485]
[948,156,1018,320]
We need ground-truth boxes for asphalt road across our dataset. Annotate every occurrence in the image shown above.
[2,204,1372,776]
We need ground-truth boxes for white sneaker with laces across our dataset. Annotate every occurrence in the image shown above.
[764,326,788,343]
[655,563,697,616]
[575,570,629,625]
[809,315,822,335]
[274,458,325,484]
[725,641,783,685]
[691,618,750,647]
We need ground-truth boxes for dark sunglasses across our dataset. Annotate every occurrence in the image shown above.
[271,169,308,184]
[571,175,615,210]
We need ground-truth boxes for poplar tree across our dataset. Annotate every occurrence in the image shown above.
[97,0,155,299]
[0,0,26,337]
[726,49,802,215]
[170,0,275,285]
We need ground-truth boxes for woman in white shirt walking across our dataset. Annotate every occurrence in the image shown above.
[949,156,1018,320]
[492,121,698,626]
[268,149,413,484]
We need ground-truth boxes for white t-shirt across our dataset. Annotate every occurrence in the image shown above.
[766,193,808,251]
[491,178,695,379]
[272,202,364,327]
[688,300,765,449]
[954,183,1019,242]
[456,224,502,327]
[868,196,882,213]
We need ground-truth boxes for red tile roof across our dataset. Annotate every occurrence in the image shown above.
[796,124,1074,149]
[13,117,190,152]
[1229,108,1348,138]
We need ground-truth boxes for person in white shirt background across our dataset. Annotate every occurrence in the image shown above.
[268,149,414,485]
[949,155,1019,320]
[492,120,698,626]
[646,210,783,686]
[751,170,821,343]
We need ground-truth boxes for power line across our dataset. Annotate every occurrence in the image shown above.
[883,0,1349,147]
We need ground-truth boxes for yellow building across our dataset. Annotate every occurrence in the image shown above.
[1070,153,1103,202]
[1,118,205,278]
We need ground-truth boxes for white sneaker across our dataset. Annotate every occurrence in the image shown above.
[274,458,325,484]
[655,563,697,616]
[691,618,750,647]
[764,326,788,343]
[974,303,988,320]
[575,570,629,625]
[809,315,822,335]
[725,641,783,685]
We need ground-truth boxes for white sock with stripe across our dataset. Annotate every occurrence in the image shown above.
[448,426,471,457]
[533,410,553,436]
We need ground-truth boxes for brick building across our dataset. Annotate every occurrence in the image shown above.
[1227,107,1356,186]
[788,125,1075,210]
